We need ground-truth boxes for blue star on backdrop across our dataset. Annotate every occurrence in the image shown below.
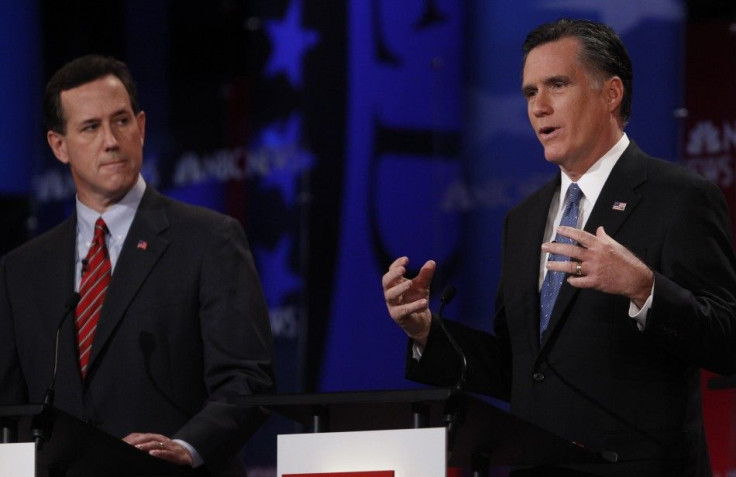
[254,235,303,306]
[251,113,315,206]
[264,0,320,88]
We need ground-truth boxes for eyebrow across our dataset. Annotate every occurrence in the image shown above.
[76,108,131,127]
[522,75,572,95]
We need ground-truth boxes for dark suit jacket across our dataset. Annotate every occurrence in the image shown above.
[408,142,736,476]
[0,187,275,477]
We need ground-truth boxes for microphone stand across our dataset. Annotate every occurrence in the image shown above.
[435,286,468,458]
[435,287,491,477]
[32,291,80,450]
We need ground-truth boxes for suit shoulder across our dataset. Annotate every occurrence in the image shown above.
[643,155,722,201]
[2,218,73,265]
[152,193,243,235]
[506,176,557,219]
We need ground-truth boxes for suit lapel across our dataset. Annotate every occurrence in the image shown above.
[40,216,78,316]
[537,142,647,359]
[87,188,171,372]
[40,216,82,383]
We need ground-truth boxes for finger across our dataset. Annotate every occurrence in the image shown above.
[545,260,570,273]
[555,226,594,246]
[566,275,593,289]
[546,259,585,276]
[384,279,412,303]
[390,298,428,320]
[123,432,169,448]
[381,265,406,290]
[413,260,436,289]
[147,439,176,454]
[389,256,409,268]
[542,243,586,262]
[151,443,193,466]
[123,432,148,445]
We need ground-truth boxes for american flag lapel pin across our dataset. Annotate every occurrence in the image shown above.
[137,239,148,250]
[612,201,627,211]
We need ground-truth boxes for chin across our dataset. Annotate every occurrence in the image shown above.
[543,153,564,166]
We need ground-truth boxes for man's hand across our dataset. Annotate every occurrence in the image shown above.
[382,257,436,347]
[123,432,193,467]
[542,226,654,307]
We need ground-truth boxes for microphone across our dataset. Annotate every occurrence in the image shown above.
[436,285,467,392]
[42,291,81,408]
[81,259,89,275]
[33,291,80,450]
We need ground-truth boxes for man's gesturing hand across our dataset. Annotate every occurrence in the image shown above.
[382,257,436,347]
[542,226,654,308]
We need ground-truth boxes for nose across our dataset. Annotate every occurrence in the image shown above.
[530,90,552,117]
[101,123,120,151]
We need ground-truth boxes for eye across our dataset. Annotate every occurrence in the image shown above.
[81,123,99,132]
[551,79,568,91]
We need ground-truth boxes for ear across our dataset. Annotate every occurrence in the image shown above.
[136,111,146,147]
[47,130,69,164]
[605,76,624,114]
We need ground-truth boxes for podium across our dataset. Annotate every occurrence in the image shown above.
[0,404,189,477]
[234,387,616,475]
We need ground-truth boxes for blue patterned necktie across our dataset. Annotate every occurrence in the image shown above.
[539,183,583,342]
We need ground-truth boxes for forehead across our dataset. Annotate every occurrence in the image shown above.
[522,37,583,84]
[59,75,133,120]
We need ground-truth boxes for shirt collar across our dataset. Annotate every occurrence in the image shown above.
[76,175,147,240]
[560,133,630,206]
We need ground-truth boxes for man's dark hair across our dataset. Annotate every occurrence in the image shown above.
[44,54,140,134]
[522,18,633,124]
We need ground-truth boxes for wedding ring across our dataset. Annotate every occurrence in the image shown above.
[159,441,165,450]
[575,262,583,276]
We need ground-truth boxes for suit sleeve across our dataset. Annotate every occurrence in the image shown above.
[644,178,736,375]
[406,251,513,401]
[406,214,514,401]
[172,216,275,472]
[405,313,512,401]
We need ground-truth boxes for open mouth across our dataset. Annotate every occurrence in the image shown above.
[539,126,557,137]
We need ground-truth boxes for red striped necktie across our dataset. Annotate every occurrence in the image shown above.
[76,217,111,378]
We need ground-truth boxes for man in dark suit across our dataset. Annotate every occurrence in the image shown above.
[0,55,275,476]
[382,19,736,476]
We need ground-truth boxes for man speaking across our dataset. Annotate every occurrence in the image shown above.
[383,19,736,476]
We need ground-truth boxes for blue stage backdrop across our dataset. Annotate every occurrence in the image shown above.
[318,0,685,392]
[16,0,687,474]
[0,2,42,195]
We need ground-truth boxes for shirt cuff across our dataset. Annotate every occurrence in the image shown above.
[628,278,655,330]
[411,341,424,361]
[172,439,204,468]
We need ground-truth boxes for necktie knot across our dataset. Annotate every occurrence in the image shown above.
[565,183,583,208]
[556,184,583,246]
[93,218,108,245]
